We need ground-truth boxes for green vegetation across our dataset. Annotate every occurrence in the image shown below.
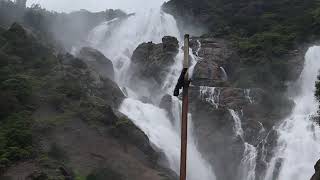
[0,20,81,173]
[164,0,320,90]
[0,112,33,170]
[166,0,320,56]
[0,23,41,170]
[0,20,123,176]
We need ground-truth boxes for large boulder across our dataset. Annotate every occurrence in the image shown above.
[57,53,124,109]
[311,160,320,180]
[190,37,238,87]
[159,94,175,124]
[130,36,179,94]
[78,47,115,81]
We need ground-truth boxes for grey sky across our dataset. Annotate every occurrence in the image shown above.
[26,0,167,13]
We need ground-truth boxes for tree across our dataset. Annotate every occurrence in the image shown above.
[15,0,27,8]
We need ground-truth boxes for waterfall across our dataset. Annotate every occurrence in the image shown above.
[86,6,216,180]
[220,67,228,81]
[264,46,320,180]
[244,89,254,104]
[199,86,220,109]
[229,109,244,138]
[195,40,202,57]
[229,109,258,180]
[241,143,258,180]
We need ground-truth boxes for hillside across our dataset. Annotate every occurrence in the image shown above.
[0,2,175,180]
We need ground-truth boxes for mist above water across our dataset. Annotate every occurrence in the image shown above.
[27,0,168,13]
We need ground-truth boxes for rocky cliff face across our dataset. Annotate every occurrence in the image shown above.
[130,34,302,180]
[187,36,298,180]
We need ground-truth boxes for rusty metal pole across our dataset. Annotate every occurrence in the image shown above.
[180,34,190,180]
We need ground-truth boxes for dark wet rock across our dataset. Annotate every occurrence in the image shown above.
[58,167,74,180]
[78,47,115,80]
[26,171,49,180]
[162,36,179,54]
[311,160,320,180]
[189,95,244,180]
[190,37,239,87]
[219,88,248,109]
[140,96,153,104]
[58,52,124,108]
[159,94,173,111]
[106,9,128,20]
[59,53,88,69]
[93,76,125,108]
[159,94,175,124]
[130,36,179,92]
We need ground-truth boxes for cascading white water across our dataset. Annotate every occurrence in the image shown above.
[244,89,254,104]
[199,86,220,109]
[241,143,258,180]
[229,109,245,138]
[220,67,228,81]
[264,46,320,180]
[195,40,202,57]
[86,5,216,180]
[87,8,181,85]
[229,109,258,180]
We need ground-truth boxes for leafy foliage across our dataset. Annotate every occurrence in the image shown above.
[164,0,320,91]
[0,22,55,172]
[0,112,33,171]
[165,0,320,56]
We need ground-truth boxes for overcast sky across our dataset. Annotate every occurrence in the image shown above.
[27,0,167,13]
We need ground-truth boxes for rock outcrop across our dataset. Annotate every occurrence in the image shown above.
[130,36,179,95]
[78,47,115,81]
[159,94,175,124]
[311,160,320,180]
[190,37,238,87]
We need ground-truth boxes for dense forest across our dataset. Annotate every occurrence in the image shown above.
[164,0,320,91]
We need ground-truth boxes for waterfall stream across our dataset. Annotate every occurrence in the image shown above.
[229,109,258,180]
[79,1,320,179]
[85,5,216,180]
[264,46,320,180]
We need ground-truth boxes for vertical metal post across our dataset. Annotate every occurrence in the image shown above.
[180,34,190,180]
